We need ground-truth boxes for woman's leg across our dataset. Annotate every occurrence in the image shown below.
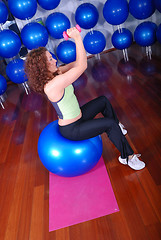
[60,96,145,170]
[80,96,119,123]
[60,117,134,159]
[78,118,133,159]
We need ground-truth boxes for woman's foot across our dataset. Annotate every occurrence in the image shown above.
[119,122,127,135]
[118,154,145,170]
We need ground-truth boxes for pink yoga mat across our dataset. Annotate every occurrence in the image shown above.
[49,156,119,231]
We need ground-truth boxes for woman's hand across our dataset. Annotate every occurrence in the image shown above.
[66,27,81,40]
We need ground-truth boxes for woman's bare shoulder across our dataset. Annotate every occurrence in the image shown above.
[44,76,64,102]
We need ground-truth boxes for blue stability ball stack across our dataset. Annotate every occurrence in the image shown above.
[46,12,70,39]
[37,0,61,10]
[56,41,76,64]
[6,59,28,84]
[0,0,8,24]
[0,75,7,95]
[129,0,155,20]
[21,22,48,50]
[38,121,103,177]
[0,30,21,58]
[75,3,99,29]
[83,31,106,54]
[103,0,129,25]
[112,28,133,50]
[8,0,37,20]
[134,22,157,47]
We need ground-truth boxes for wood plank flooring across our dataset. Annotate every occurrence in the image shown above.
[0,43,161,240]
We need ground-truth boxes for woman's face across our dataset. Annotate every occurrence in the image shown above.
[46,51,57,73]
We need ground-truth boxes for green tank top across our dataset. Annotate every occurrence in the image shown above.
[50,84,81,120]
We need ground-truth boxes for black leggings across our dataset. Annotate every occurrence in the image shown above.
[59,96,134,159]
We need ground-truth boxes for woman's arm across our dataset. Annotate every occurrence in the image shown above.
[58,61,76,73]
[45,27,87,97]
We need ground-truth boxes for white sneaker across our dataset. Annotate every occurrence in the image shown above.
[119,122,127,135]
[118,154,145,170]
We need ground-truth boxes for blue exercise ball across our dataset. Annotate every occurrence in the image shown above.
[46,12,70,39]
[0,74,7,95]
[6,59,28,84]
[83,31,106,54]
[38,121,103,177]
[154,0,161,12]
[112,28,133,50]
[50,52,57,61]
[156,24,161,44]
[8,0,37,20]
[21,22,48,50]
[0,1,8,24]
[37,0,61,10]
[134,21,157,47]
[50,52,58,66]
[75,3,99,29]
[103,0,129,25]
[129,0,155,20]
[0,30,21,58]
[56,40,76,64]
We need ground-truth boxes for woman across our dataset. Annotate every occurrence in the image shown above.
[25,27,145,171]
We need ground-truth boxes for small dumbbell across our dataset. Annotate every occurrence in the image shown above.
[63,24,81,40]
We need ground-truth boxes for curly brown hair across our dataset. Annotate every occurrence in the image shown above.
[25,47,56,94]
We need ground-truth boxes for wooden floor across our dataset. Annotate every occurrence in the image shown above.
[0,43,161,240]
